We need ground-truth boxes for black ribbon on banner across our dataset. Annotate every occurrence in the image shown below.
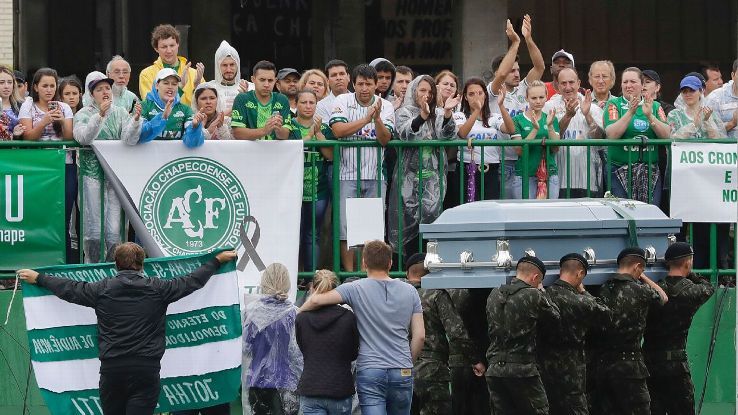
[237,216,266,272]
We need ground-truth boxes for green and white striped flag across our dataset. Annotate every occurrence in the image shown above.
[22,251,242,415]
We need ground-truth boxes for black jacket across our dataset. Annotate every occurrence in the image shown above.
[295,305,359,398]
[37,258,221,371]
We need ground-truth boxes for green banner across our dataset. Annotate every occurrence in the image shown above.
[0,149,66,269]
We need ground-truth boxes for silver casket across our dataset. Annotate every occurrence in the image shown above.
[419,199,682,289]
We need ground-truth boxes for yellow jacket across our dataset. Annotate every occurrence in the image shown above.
[138,56,202,106]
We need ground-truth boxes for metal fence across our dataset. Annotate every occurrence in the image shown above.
[0,138,735,284]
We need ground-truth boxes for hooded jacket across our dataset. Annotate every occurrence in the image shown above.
[140,82,204,147]
[295,304,359,398]
[213,40,252,112]
[139,56,201,106]
[388,76,457,251]
[83,71,138,111]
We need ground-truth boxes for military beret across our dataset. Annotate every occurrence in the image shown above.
[560,253,589,275]
[664,242,693,261]
[617,247,646,264]
[405,253,426,271]
[517,255,546,276]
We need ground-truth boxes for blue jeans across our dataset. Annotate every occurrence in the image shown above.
[512,175,560,199]
[501,159,517,200]
[356,368,413,415]
[300,198,329,270]
[300,396,353,415]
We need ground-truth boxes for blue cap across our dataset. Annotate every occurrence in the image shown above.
[680,76,703,91]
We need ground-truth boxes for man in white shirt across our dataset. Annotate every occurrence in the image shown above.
[316,59,350,123]
[543,68,604,198]
[705,59,738,139]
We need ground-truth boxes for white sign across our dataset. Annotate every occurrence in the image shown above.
[94,140,304,302]
[670,142,737,223]
[346,197,385,248]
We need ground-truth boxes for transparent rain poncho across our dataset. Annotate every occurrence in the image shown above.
[242,264,303,415]
[388,76,458,253]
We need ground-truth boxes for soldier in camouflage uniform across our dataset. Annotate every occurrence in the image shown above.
[406,253,486,415]
[644,242,715,415]
[592,247,668,415]
[538,253,611,415]
[485,255,560,415]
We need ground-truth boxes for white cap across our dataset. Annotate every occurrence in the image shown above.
[155,68,181,84]
[551,49,575,66]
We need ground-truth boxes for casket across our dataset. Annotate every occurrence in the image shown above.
[419,199,682,289]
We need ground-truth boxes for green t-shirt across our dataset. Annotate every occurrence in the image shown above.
[512,112,560,177]
[603,96,665,166]
[141,99,193,139]
[290,118,330,202]
[231,91,293,140]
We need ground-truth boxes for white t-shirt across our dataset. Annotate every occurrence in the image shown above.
[543,93,604,191]
[489,79,529,161]
[19,100,74,163]
[316,92,339,123]
[329,93,395,181]
[453,111,506,164]
[705,81,738,139]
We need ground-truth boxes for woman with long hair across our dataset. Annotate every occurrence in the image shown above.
[242,263,303,415]
[435,70,459,108]
[296,270,358,414]
[59,76,84,114]
[450,77,514,205]
[0,65,24,140]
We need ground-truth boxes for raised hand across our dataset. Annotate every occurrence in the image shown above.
[99,99,112,118]
[581,89,593,117]
[702,106,713,122]
[505,19,520,43]
[162,98,174,120]
[521,14,532,40]
[373,97,383,120]
[497,87,507,108]
[470,95,483,113]
[530,112,541,130]
[133,103,142,121]
[546,109,556,127]
[180,62,191,88]
[194,63,205,85]
[564,97,579,117]
[641,96,653,118]
[627,95,641,115]
[444,93,461,112]
[238,80,250,93]
[420,98,431,120]
[191,110,206,128]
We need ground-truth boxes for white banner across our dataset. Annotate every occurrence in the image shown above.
[94,141,304,301]
[670,142,737,223]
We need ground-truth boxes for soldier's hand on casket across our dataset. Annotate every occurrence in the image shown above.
[17,269,39,284]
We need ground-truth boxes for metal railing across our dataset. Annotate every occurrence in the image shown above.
[0,138,735,284]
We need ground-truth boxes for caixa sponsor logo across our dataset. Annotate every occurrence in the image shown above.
[140,157,248,255]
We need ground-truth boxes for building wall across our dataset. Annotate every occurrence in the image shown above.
[0,0,14,67]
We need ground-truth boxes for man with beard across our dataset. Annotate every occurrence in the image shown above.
[213,40,252,114]
[276,67,300,116]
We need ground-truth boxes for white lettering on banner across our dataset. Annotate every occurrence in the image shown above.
[162,378,219,406]
[670,142,738,223]
[70,396,103,415]
[0,229,25,245]
[5,174,23,222]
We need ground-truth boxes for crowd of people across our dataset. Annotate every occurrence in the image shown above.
[19,238,715,415]
[2,18,736,272]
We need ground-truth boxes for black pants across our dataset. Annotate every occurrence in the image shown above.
[647,374,695,415]
[559,188,590,199]
[172,403,231,415]
[450,366,490,415]
[99,367,160,415]
[249,388,284,415]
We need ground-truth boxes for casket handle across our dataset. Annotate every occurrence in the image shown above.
[425,241,443,267]
[645,246,657,264]
[583,248,596,265]
[492,240,513,269]
[460,251,474,269]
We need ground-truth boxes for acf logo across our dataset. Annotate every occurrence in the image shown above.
[140,157,248,255]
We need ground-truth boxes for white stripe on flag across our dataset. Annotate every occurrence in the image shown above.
[24,272,238,330]
[33,337,242,392]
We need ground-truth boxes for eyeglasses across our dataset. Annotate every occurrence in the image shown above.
[111,70,130,75]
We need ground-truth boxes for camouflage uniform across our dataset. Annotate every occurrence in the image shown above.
[644,274,714,415]
[538,280,611,415]
[485,277,561,415]
[592,273,663,415]
[449,288,492,415]
[411,283,482,415]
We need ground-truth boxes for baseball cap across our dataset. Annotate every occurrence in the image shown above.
[685,71,707,87]
[642,70,661,84]
[551,49,575,66]
[664,242,694,261]
[155,68,181,84]
[277,68,300,80]
[13,70,25,83]
[86,71,114,92]
[679,76,703,91]
[405,253,426,272]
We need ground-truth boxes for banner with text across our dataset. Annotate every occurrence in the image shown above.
[671,142,737,223]
[23,251,241,414]
[93,141,303,301]
[0,149,65,269]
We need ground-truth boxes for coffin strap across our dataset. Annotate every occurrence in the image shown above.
[601,200,640,247]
